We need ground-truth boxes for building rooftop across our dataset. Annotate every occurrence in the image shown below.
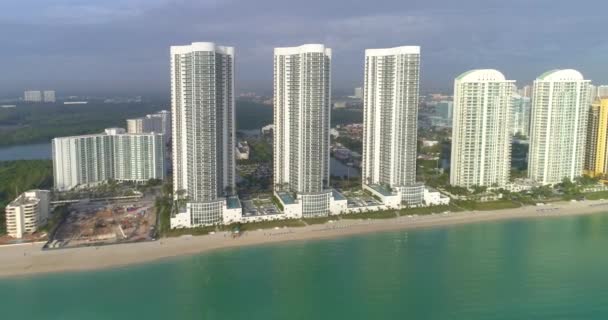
[456,69,509,82]
[537,69,584,81]
[274,44,331,56]
[52,128,163,140]
[8,192,40,207]
[365,46,420,56]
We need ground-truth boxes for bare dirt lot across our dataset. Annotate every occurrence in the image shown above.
[49,199,156,249]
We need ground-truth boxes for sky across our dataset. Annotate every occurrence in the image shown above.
[1,0,607,97]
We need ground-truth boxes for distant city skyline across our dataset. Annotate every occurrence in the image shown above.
[1,0,608,97]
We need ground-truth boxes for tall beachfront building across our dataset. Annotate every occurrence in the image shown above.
[52,128,165,191]
[450,69,514,188]
[362,46,424,204]
[170,42,239,227]
[584,98,608,178]
[273,44,333,217]
[528,70,591,185]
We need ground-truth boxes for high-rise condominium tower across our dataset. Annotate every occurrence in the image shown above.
[528,69,590,185]
[450,69,514,188]
[273,44,332,216]
[52,128,165,191]
[584,98,608,178]
[511,94,531,137]
[170,42,236,226]
[362,46,421,201]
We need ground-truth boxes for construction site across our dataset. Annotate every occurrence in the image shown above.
[47,198,157,249]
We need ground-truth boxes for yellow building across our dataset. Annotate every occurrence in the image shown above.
[584,98,608,178]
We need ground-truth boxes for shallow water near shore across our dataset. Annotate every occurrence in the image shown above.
[2,213,608,319]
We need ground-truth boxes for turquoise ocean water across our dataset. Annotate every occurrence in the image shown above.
[2,213,608,319]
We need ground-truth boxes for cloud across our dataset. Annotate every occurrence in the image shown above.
[0,0,607,96]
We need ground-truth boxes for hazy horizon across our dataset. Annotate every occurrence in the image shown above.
[2,0,607,97]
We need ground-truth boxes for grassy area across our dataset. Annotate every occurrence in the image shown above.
[303,216,337,225]
[272,196,284,211]
[163,219,306,238]
[165,226,218,237]
[154,182,174,237]
[399,204,463,216]
[249,140,272,163]
[335,136,362,154]
[454,200,522,211]
[584,191,608,200]
[156,197,172,237]
[342,210,398,220]
[237,219,306,231]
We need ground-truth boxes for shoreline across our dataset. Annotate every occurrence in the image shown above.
[2,200,608,279]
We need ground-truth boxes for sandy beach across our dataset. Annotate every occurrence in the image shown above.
[2,200,608,278]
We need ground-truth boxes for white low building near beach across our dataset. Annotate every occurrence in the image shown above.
[423,188,451,206]
[5,190,50,238]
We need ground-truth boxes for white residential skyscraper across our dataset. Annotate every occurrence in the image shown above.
[450,69,514,188]
[528,69,591,185]
[362,46,422,203]
[52,128,165,191]
[170,42,237,227]
[273,44,332,217]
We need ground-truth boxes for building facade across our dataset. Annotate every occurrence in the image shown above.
[5,190,50,238]
[170,42,237,227]
[354,87,363,99]
[511,94,531,137]
[528,69,591,185]
[597,85,608,98]
[273,44,332,217]
[362,46,423,203]
[24,90,42,102]
[43,90,56,103]
[584,98,608,178]
[450,69,514,188]
[126,110,171,139]
[52,128,165,191]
